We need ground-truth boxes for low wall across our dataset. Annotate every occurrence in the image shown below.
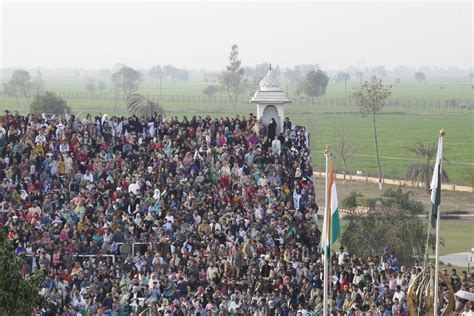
[314,172,473,193]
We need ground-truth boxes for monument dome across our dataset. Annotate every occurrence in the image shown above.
[250,64,291,134]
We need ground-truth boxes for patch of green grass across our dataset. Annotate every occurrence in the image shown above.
[1,76,473,102]
[438,219,474,256]
[293,112,473,185]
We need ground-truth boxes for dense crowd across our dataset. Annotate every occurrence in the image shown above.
[0,110,472,316]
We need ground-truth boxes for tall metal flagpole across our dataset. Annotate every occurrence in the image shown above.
[323,145,330,316]
[434,202,441,315]
[433,129,445,316]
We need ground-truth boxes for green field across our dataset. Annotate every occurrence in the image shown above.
[438,220,474,256]
[1,76,473,102]
[0,77,472,185]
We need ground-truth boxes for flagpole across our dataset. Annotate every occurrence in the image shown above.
[434,203,441,315]
[433,128,445,316]
[323,145,330,316]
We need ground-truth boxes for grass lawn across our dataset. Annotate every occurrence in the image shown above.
[1,76,473,102]
[438,219,474,256]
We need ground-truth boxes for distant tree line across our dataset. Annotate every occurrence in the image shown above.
[148,65,189,82]
[2,70,45,102]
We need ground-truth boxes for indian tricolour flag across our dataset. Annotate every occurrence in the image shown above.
[321,158,341,253]
[430,131,444,228]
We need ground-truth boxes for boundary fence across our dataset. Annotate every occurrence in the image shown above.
[314,171,473,193]
[49,92,472,110]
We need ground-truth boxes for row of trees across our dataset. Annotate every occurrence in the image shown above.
[208,45,331,104]
[148,65,189,83]
[1,67,444,107]
[2,70,45,102]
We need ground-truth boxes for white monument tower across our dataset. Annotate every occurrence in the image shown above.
[250,65,291,133]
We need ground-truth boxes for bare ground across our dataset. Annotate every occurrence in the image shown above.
[313,177,473,214]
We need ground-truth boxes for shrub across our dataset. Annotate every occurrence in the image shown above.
[341,191,363,209]
[340,209,435,266]
[30,91,71,115]
[355,196,396,208]
[405,200,424,214]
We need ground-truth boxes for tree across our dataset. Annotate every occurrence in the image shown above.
[245,63,280,81]
[31,70,45,97]
[148,65,163,93]
[352,78,392,190]
[340,208,436,266]
[333,128,357,180]
[355,70,364,84]
[175,69,189,81]
[218,44,245,106]
[375,66,387,78]
[85,79,96,96]
[30,91,71,115]
[301,69,329,103]
[8,70,33,101]
[112,66,142,97]
[336,72,350,101]
[0,232,45,315]
[162,65,176,81]
[414,71,426,83]
[203,85,219,100]
[468,72,474,82]
[406,141,449,193]
[126,93,165,117]
[284,65,315,81]
[97,80,107,97]
[148,65,163,82]
[160,65,189,82]
[382,186,425,215]
[284,67,302,83]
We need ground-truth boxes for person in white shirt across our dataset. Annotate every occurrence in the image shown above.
[257,174,268,187]
[271,137,281,156]
[293,189,301,210]
[392,285,406,303]
[82,171,94,183]
[71,292,86,308]
[35,133,47,144]
[338,247,348,265]
[59,140,69,154]
[255,205,263,220]
[128,181,140,195]
[64,154,73,178]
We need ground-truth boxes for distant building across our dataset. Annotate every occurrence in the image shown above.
[250,65,291,133]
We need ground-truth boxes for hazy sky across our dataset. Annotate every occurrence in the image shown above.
[1,1,472,70]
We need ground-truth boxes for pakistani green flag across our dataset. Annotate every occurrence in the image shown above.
[430,132,444,228]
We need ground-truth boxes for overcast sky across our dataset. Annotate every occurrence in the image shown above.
[1,1,472,70]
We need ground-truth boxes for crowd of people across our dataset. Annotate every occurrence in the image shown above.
[0,110,472,316]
